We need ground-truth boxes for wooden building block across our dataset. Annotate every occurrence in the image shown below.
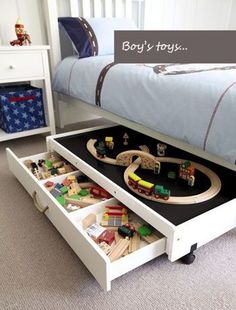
[70,182,81,193]
[53,160,64,168]
[65,196,81,206]
[129,233,141,253]
[68,188,78,196]
[62,178,71,186]
[78,197,101,207]
[99,242,112,255]
[67,175,76,182]
[82,213,96,229]
[24,159,33,169]
[78,182,95,189]
[141,233,160,244]
[57,167,66,174]
[115,231,123,243]
[64,164,74,173]
[123,247,129,256]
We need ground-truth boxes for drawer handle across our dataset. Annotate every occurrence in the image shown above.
[32,191,49,213]
[9,65,15,70]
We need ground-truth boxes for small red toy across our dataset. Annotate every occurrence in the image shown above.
[179,160,195,186]
[10,18,31,46]
[90,185,111,199]
[45,181,54,188]
[98,230,115,245]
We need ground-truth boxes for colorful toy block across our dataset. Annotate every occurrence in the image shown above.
[56,195,66,206]
[101,205,128,227]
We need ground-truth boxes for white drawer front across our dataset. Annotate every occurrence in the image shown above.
[7,148,167,291]
[0,52,44,81]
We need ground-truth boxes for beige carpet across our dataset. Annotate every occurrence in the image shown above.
[0,120,236,310]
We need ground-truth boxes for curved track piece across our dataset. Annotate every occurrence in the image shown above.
[87,139,221,205]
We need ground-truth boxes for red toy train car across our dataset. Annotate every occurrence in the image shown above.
[90,185,112,199]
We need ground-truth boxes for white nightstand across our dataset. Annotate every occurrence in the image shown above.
[0,45,56,141]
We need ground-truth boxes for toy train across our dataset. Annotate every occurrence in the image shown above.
[128,173,170,200]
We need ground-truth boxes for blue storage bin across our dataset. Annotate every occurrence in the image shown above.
[0,85,46,133]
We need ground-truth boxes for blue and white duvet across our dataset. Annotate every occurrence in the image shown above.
[53,55,236,165]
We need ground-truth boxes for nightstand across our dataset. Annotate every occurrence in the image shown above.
[0,45,56,141]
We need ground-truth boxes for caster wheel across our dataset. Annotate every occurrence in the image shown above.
[181,253,196,265]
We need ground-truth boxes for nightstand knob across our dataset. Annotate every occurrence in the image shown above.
[9,65,15,70]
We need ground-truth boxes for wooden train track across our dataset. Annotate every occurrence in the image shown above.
[87,139,221,205]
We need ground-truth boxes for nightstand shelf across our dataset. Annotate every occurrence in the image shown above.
[0,45,56,142]
[0,126,51,142]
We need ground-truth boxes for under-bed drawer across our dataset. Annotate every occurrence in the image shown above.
[6,148,166,291]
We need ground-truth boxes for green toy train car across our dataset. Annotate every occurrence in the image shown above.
[153,185,170,200]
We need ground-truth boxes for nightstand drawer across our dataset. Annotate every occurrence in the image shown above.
[0,52,44,81]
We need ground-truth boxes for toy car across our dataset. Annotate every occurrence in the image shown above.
[118,223,135,238]
[138,225,153,237]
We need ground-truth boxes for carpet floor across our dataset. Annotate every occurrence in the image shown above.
[0,120,236,310]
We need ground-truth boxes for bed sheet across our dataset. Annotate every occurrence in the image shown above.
[53,55,236,165]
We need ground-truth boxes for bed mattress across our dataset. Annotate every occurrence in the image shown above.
[53,55,236,165]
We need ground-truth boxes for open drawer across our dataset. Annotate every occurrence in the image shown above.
[6,148,166,291]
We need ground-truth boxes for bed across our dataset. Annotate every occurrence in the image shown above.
[44,0,236,171]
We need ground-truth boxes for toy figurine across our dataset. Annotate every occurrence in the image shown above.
[123,133,129,145]
[105,137,114,150]
[154,161,161,174]
[179,160,195,186]
[96,141,107,158]
[168,171,176,180]
[10,18,31,46]
[157,143,167,157]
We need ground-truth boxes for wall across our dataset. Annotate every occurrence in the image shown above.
[0,0,141,45]
[0,0,46,45]
[0,0,235,45]
[228,0,236,29]
[144,0,235,30]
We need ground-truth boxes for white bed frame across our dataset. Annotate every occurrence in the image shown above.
[44,0,236,172]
